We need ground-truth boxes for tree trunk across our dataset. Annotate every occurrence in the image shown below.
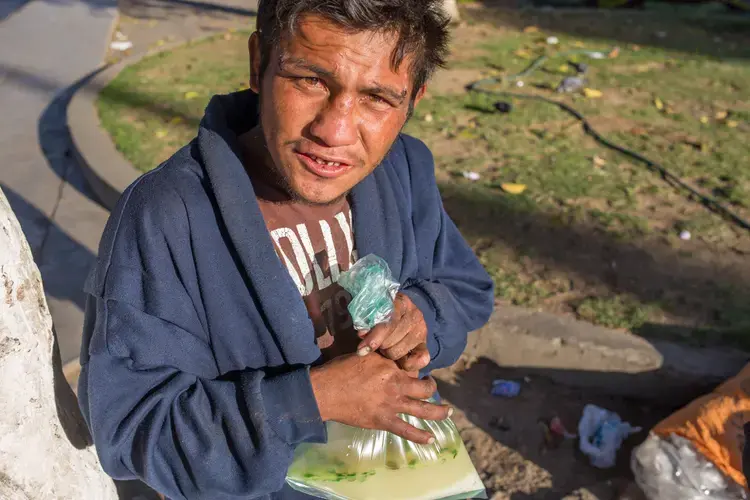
[443,0,461,22]
[0,187,117,499]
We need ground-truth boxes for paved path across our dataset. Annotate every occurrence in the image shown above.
[0,0,117,364]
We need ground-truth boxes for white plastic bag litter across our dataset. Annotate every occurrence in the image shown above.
[578,404,641,469]
[632,433,747,500]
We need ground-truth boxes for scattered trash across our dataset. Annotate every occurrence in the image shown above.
[578,404,641,469]
[184,91,200,100]
[568,61,589,75]
[573,41,586,48]
[679,230,692,241]
[462,171,481,181]
[593,156,607,168]
[715,110,729,120]
[500,183,527,195]
[493,101,513,114]
[546,36,559,45]
[514,49,532,59]
[523,26,539,33]
[550,416,577,439]
[155,129,168,139]
[516,80,525,88]
[583,88,603,99]
[489,416,511,432]
[490,379,521,398]
[700,116,709,124]
[654,97,664,111]
[110,40,133,52]
[557,76,585,93]
[727,120,739,128]
[424,113,434,123]
[588,52,606,60]
[608,47,621,59]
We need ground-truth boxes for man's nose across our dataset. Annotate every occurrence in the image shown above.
[308,95,358,148]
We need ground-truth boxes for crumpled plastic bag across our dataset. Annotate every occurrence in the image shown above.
[337,254,400,331]
[578,404,641,469]
[632,433,747,500]
[286,254,486,500]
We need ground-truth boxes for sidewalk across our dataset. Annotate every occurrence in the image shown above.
[0,0,118,364]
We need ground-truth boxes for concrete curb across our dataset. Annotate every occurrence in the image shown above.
[67,36,219,211]
[466,305,749,402]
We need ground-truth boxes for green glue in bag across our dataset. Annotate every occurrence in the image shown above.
[286,255,487,500]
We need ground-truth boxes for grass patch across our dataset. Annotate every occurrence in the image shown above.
[98,7,750,347]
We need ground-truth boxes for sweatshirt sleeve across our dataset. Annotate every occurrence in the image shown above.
[398,136,495,371]
[78,177,326,500]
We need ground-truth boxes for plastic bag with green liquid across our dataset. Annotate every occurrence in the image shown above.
[286,255,487,500]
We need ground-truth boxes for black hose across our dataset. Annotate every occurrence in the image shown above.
[465,81,750,233]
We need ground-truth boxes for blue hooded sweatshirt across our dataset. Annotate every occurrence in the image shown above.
[78,90,494,500]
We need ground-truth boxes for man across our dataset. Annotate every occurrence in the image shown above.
[78,0,494,498]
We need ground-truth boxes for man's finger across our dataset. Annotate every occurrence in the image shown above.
[398,344,431,372]
[357,323,393,356]
[403,375,438,400]
[383,331,421,360]
[399,398,453,422]
[385,416,435,445]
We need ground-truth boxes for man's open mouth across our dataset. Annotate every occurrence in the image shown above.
[296,151,353,179]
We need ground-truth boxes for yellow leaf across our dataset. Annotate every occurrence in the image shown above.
[184,91,200,100]
[715,110,728,120]
[155,39,166,47]
[501,183,527,195]
[700,116,709,124]
[593,156,607,167]
[583,88,603,98]
[654,97,664,110]
[514,49,532,60]
[573,41,585,48]
[169,116,183,125]
[523,26,539,33]
[155,129,168,139]
[727,120,739,128]
[558,64,570,73]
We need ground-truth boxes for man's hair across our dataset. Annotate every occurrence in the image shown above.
[256,0,451,100]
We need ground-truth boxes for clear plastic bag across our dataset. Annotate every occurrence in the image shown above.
[632,433,748,500]
[286,417,486,500]
[578,404,641,469]
[337,254,400,331]
[286,254,486,499]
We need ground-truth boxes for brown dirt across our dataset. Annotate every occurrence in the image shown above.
[433,355,678,500]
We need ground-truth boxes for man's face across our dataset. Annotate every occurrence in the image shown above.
[249,15,425,205]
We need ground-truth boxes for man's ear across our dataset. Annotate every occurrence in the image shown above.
[413,85,427,107]
[248,32,262,93]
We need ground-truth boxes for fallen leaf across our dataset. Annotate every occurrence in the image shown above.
[155,129,168,139]
[630,127,648,136]
[184,91,200,100]
[715,110,728,120]
[727,120,739,128]
[631,44,641,51]
[700,116,709,124]
[593,156,607,167]
[653,97,664,110]
[501,183,527,195]
[514,49,532,60]
[523,26,539,33]
[583,88,603,98]
[558,64,570,73]
[155,39,166,47]
[573,41,585,48]
[169,117,183,125]
[608,47,620,59]
[223,33,233,41]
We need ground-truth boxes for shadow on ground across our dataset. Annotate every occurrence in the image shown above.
[465,1,750,61]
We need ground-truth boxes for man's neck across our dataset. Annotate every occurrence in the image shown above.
[238,127,294,204]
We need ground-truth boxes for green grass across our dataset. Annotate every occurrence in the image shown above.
[97,7,750,347]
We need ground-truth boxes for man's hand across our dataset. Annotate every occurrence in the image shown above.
[310,353,451,444]
[356,293,430,372]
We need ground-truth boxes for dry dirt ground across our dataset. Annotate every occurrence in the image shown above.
[433,355,680,500]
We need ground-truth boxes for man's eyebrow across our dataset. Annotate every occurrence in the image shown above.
[278,55,335,79]
[363,85,408,105]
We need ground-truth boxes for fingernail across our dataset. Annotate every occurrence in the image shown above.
[427,436,436,445]
[357,346,371,357]
[447,407,454,419]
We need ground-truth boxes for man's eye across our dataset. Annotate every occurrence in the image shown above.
[368,95,390,106]
[299,77,323,88]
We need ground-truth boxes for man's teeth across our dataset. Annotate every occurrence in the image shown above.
[310,155,341,167]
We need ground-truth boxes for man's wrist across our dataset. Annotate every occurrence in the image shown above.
[310,366,333,422]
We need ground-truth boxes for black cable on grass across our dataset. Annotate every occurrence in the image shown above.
[465,80,750,234]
